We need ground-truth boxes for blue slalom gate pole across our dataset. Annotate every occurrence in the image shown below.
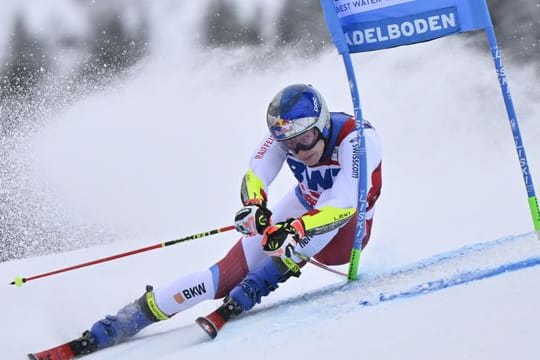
[341,51,368,280]
[483,15,540,237]
[319,0,368,280]
[319,0,540,280]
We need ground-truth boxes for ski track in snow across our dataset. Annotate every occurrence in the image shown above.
[22,231,539,360]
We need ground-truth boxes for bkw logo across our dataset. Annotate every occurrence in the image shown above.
[182,283,207,299]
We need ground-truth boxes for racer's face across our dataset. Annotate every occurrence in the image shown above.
[293,137,325,166]
[278,128,325,166]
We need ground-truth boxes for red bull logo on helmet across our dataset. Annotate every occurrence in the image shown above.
[271,118,295,139]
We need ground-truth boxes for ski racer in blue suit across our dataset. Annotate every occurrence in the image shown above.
[64,84,383,354]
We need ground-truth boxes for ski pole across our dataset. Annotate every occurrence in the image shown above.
[10,225,236,287]
[293,250,347,278]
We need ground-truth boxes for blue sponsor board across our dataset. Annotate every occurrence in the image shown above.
[343,7,461,52]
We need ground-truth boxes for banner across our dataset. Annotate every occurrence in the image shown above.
[320,0,540,279]
[333,0,492,52]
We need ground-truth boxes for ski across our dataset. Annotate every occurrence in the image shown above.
[28,342,76,360]
[28,331,97,360]
[196,311,226,339]
[196,298,242,339]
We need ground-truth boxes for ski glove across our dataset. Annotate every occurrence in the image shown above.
[262,218,305,258]
[234,203,272,236]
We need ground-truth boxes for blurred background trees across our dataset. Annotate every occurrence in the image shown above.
[0,0,538,261]
[1,0,538,106]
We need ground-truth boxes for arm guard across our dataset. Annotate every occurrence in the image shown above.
[300,206,356,236]
[240,169,268,206]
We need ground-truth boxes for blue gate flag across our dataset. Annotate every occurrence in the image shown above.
[333,0,491,52]
[319,0,540,280]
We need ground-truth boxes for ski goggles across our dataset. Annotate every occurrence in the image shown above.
[269,116,319,140]
[278,127,322,154]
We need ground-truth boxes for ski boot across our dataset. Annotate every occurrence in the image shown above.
[90,285,170,349]
[197,256,300,338]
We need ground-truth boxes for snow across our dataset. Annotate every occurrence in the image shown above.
[2,2,540,359]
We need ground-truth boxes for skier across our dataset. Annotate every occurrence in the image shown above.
[29,83,382,358]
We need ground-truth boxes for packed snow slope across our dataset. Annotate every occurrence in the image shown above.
[2,2,540,359]
[3,232,540,360]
